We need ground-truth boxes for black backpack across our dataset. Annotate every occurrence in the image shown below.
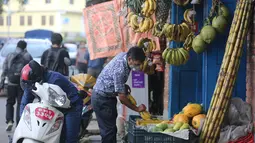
[8,53,27,84]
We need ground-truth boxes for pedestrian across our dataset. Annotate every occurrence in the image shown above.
[84,50,107,78]
[91,47,147,143]
[20,60,83,143]
[0,40,33,131]
[76,41,88,73]
[41,33,70,76]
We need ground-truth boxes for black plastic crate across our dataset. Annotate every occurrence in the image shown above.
[127,115,198,143]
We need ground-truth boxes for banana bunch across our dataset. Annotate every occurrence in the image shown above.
[128,12,154,33]
[127,94,137,105]
[137,37,156,52]
[140,111,152,120]
[183,9,196,24]
[136,118,163,126]
[141,0,157,17]
[162,47,190,66]
[152,22,164,37]
[162,22,191,42]
[140,60,155,75]
[183,32,195,49]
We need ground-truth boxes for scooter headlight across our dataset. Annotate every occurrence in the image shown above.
[46,116,64,135]
[23,105,32,131]
[48,87,66,107]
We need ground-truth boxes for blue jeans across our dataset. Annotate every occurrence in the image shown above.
[20,90,83,143]
[91,90,118,143]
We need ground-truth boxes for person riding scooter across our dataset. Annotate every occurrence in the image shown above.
[19,60,83,143]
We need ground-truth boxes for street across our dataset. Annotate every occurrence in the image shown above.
[0,97,14,143]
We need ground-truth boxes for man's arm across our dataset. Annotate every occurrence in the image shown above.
[40,50,47,65]
[0,55,9,89]
[20,89,35,116]
[113,67,145,112]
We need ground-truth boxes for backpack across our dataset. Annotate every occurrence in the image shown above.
[8,53,27,84]
[44,48,66,73]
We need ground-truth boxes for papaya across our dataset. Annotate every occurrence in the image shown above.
[182,103,203,118]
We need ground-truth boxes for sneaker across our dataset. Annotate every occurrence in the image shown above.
[6,121,13,131]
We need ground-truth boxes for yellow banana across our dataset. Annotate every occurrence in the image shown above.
[137,37,145,47]
[127,12,135,23]
[140,111,152,120]
[183,9,193,23]
[142,0,149,17]
[130,15,139,29]
[152,41,156,50]
[127,94,137,105]
[148,0,155,15]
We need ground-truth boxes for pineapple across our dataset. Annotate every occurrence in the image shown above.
[155,0,171,23]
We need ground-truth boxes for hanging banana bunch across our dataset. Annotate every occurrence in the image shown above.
[128,12,154,33]
[137,37,157,52]
[141,0,157,17]
[153,22,191,42]
[183,9,196,24]
[162,47,190,66]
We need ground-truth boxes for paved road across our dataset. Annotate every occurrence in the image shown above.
[0,97,14,143]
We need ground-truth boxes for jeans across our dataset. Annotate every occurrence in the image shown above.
[6,85,23,124]
[20,90,83,143]
[60,99,83,143]
[91,90,117,143]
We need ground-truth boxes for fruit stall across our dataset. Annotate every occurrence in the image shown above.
[125,0,253,142]
[83,0,254,142]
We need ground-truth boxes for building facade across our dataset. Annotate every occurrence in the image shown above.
[0,0,86,41]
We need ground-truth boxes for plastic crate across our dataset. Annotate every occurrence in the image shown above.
[127,115,198,143]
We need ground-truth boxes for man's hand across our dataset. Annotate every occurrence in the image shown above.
[119,93,141,112]
[137,104,146,112]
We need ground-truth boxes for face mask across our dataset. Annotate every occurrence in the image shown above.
[130,65,140,71]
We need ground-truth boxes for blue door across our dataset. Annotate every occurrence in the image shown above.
[169,0,246,117]
[202,0,246,111]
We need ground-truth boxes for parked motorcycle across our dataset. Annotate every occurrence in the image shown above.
[12,82,71,143]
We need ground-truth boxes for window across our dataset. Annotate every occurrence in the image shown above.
[20,16,25,26]
[0,16,4,26]
[45,0,51,4]
[28,16,32,26]
[6,16,11,26]
[41,16,46,25]
[49,16,54,26]
[69,0,74,4]
[3,0,9,5]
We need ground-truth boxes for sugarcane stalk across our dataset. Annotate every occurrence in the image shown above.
[205,1,251,142]
[202,0,241,132]
[209,3,252,142]
[200,1,245,141]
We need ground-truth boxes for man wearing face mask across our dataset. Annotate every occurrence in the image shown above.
[91,47,147,143]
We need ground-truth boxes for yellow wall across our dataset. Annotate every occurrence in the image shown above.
[0,0,86,38]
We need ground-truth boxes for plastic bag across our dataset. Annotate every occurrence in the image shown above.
[218,98,253,143]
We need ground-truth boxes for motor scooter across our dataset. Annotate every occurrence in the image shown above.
[12,82,71,143]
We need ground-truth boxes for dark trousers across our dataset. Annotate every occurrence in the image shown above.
[6,85,23,124]
[91,91,117,143]
[77,62,88,73]
[60,101,83,143]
